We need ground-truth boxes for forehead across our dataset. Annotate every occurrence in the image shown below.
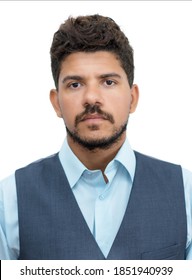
[59,51,126,77]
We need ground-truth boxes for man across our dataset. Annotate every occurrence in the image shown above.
[0,14,192,260]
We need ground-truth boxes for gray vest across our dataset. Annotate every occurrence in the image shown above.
[15,151,187,259]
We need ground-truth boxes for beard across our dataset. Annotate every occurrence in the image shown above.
[66,122,128,151]
[65,104,128,151]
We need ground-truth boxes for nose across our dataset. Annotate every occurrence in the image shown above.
[82,84,104,107]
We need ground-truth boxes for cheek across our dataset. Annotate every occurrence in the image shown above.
[63,109,76,128]
[113,97,131,121]
[59,98,80,128]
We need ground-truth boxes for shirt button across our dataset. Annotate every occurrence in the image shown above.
[99,195,105,200]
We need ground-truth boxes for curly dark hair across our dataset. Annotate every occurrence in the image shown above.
[50,14,134,89]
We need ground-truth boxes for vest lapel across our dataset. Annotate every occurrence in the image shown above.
[107,151,186,260]
[55,155,106,259]
[106,155,141,259]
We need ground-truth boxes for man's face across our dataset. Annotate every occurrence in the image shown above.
[50,51,139,150]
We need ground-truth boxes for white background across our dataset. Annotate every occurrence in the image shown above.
[0,1,192,179]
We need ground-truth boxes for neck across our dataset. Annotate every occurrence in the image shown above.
[67,133,126,173]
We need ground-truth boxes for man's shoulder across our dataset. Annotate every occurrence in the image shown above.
[182,167,192,190]
[134,150,181,168]
[0,173,16,196]
[16,153,59,172]
[0,153,60,188]
[134,151,192,189]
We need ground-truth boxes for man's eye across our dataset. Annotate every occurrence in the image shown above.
[69,82,81,89]
[104,80,115,86]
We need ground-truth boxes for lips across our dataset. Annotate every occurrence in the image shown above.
[81,114,107,122]
[75,105,115,127]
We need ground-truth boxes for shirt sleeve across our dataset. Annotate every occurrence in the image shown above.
[0,226,11,259]
[182,168,192,260]
[0,174,19,260]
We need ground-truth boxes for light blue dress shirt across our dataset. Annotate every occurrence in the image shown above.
[0,138,192,259]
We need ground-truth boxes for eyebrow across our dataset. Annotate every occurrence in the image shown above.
[62,75,83,84]
[99,73,122,79]
[62,73,122,84]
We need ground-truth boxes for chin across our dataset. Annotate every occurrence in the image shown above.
[66,122,127,150]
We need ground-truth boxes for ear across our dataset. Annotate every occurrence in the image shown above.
[130,84,139,113]
[49,89,63,118]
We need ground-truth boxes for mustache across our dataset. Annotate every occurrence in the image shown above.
[75,104,115,127]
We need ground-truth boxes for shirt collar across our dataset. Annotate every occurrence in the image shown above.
[114,137,136,182]
[59,137,136,188]
[59,139,86,188]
